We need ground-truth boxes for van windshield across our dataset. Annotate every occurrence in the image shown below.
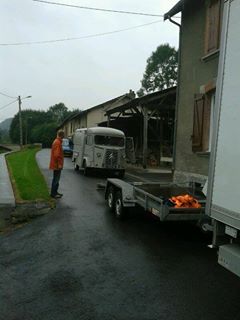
[94,135,124,147]
[62,139,69,146]
[62,138,73,147]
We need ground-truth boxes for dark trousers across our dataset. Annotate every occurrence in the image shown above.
[51,170,62,196]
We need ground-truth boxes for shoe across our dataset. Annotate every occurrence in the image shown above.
[50,194,62,199]
[57,192,63,197]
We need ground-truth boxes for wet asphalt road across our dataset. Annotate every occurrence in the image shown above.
[0,149,240,320]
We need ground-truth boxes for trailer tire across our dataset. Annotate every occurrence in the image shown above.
[106,186,115,212]
[114,190,125,219]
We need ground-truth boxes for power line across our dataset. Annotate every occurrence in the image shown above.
[33,0,165,18]
[0,20,162,46]
[0,99,18,111]
[0,91,17,99]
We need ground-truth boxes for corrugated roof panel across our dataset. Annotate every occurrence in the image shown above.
[164,0,184,20]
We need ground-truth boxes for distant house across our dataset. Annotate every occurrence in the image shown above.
[59,90,135,137]
[164,0,223,185]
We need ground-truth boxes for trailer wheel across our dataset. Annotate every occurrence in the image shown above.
[114,190,125,219]
[106,186,115,212]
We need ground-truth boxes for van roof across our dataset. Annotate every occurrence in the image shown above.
[75,127,125,136]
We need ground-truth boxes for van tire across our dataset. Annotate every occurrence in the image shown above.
[118,170,125,179]
[83,160,88,176]
[74,163,79,171]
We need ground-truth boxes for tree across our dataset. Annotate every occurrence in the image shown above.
[0,129,11,144]
[137,44,178,96]
[9,110,53,144]
[31,122,57,147]
[48,103,68,125]
[9,104,80,146]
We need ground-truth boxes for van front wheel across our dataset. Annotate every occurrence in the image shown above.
[118,170,125,179]
[83,161,88,176]
[74,162,79,171]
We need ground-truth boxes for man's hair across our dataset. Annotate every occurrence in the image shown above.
[57,130,65,138]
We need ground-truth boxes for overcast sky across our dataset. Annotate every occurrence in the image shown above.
[0,0,179,123]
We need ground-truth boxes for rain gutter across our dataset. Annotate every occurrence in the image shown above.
[164,1,183,173]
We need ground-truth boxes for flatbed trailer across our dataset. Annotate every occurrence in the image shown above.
[105,179,207,228]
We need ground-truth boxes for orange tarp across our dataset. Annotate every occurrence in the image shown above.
[170,194,201,208]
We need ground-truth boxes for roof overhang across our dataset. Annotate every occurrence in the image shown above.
[164,0,183,20]
[57,91,135,129]
[105,86,176,117]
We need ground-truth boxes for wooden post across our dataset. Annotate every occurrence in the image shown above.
[143,106,148,169]
[159,118,164,163]
[107,115,110,127]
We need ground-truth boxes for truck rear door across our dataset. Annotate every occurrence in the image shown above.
[207,0,240,229]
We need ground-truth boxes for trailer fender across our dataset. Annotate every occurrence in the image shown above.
[105,179,136,208]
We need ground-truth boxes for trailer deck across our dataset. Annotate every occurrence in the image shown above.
[105,179,206,223]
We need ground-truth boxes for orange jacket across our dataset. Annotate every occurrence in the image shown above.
[49,137,64,170]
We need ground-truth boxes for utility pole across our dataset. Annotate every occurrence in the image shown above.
[17,95,32,148]
[25,118,28,145]
[18,96,23,148]
[142,105,148,169]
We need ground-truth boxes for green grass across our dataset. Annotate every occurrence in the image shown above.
[6,147,50,202]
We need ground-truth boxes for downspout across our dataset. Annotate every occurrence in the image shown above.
[168,16,181,28]
[165,16,182,176]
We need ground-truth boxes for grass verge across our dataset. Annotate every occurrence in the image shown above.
[6,147,50,202]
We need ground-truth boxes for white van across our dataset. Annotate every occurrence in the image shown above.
[72,127,126,177]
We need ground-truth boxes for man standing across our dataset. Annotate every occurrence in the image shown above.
[49,129,64,199]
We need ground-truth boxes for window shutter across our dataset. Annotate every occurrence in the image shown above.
[205,0,221,54]
[192,94,205,152]
[202,94,212,151]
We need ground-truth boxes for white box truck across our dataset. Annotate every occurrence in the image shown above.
[72,127,126,177]
[206,0,240,277]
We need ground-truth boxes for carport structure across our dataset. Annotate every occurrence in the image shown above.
[102,87,176,168]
